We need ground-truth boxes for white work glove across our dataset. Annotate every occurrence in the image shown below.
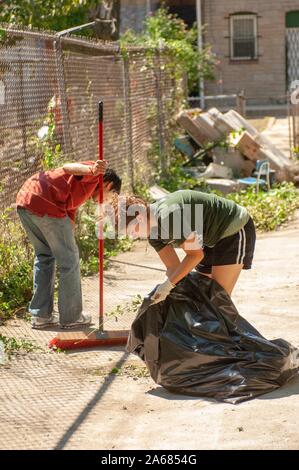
[150,278,176,304]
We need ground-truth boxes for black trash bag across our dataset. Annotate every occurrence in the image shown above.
[127,272,299,404]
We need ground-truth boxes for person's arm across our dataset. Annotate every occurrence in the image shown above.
[168,233,204,285]
[156,245,181,278]
[150,233,204,303]
[63,160,107,176]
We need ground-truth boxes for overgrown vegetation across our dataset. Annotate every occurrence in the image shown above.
[1,1,102,35]
[227,182,299,231]
[0,334,40,359]
[0,210,33,322]
[35,103,63,170]
[121,5,215,95]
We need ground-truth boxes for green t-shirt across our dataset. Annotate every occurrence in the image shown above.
[148,190,249,252]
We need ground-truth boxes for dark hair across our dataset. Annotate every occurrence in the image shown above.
[103,168,122,194]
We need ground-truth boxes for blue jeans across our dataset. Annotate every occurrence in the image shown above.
[17,207,83,325]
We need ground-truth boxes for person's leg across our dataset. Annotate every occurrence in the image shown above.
[210,217,256,296]
[17,208,56,318]
[211,264,244,296]
[195,246,212,278]
[40,215,83,325]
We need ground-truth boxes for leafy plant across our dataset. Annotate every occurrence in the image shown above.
[133,180,152,202]
[0,210,33,321]
[227,182,299,231]
[153,143,199,192]
[121,5,215,95]
[0,334,41,359]
[0,1,99,34]
[107,294,143,321]
[34,104,64,170]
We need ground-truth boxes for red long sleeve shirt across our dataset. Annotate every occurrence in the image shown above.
[16,161,99,222]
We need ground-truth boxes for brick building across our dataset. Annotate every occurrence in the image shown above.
[120,0,299,105]
[203,0,299,105]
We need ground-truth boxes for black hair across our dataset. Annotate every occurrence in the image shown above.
[103,168,122,194]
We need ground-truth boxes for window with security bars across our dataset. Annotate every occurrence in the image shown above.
[230,14,257,60]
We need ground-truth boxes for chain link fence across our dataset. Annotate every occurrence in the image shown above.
[285,28,299,155]
[0,24,185,211]
[0,23,186,341]
[288,88,299,153]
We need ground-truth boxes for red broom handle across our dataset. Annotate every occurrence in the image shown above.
[98,101,104,332]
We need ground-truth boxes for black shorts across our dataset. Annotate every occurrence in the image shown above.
[195,217,256,274]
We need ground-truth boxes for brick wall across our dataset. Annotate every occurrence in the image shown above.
[203,0,299,104]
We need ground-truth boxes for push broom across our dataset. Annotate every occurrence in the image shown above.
[48,101,129,350]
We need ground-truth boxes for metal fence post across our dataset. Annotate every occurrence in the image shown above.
[154,49,166,175]
[122,53,134,189]
[53,37,72,156]
[236,90,246,117]
[294,103,299,151]
[287,91,294,159]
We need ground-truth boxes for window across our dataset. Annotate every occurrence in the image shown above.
[230,14,257,60]
[286,11,299,28]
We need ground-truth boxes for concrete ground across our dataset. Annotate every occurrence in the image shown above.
[261,117,292,157]
[0,210,299,450]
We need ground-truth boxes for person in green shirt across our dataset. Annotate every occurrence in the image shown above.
[116,190,256,303]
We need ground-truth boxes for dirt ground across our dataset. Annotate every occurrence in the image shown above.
[0,212,299,450]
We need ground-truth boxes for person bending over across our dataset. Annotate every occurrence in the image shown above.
[117,189,256,303]
[17,160,121,329]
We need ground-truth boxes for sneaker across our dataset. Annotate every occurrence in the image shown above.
[32,314,59,329]
[60,313,92,329]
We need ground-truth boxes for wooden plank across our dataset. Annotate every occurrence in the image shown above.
[231,131,261,161]
[176,110,208,146]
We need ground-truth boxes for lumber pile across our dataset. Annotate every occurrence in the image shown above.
[176,108,294,193]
